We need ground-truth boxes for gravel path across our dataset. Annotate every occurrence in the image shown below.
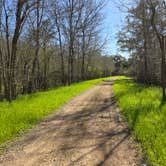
[0,81,141,166]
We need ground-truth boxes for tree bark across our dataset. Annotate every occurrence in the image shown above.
[161,36,166,100]
[81,29,85,80]
[31,0,41,92]
[43,44,47,90]
[55,15,65,85]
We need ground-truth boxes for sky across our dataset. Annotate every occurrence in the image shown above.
[102,0,128,56]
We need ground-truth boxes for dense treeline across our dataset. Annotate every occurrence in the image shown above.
[118,0,166,99]
[0,0,114,101]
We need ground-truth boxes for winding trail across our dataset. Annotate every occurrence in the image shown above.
[0,81,141,166]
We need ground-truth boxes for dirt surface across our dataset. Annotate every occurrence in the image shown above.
[0,81,141,166]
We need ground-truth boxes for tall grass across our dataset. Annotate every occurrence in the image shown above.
[0,77,110,145]
[113,77,166,165]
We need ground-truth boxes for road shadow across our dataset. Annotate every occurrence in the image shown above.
[0,81,140,166]
[38,83,134,165]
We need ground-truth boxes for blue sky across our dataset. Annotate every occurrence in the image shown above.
[102,1,127,56]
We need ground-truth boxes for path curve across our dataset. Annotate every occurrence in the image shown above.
[0,81,141,166]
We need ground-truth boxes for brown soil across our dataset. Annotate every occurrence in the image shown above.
[0,81,141,166]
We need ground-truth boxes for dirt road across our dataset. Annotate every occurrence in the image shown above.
[0,81,141,166]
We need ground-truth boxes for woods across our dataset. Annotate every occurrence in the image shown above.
[0,0,113,101]
[0,1,166,165]
[118,0,166,99]
[0,0,165,101]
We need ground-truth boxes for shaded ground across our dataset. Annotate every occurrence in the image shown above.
[0,81,141,166]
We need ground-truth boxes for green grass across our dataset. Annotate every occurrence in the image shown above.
[0,77,110,146]
[113,77,166,166]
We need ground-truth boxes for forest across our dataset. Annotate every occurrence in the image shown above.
[0,0,166,166]
[117,0,166,99]
[0,0,121,102]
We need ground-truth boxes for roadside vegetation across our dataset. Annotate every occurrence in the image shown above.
[113,77,166,165]
[0,77,109,146]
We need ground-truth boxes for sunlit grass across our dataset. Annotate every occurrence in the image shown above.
[113,77,166,165]
[0,77,110,145]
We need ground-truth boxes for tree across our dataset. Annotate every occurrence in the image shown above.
[149,0,166,100]
[49,0,66,84]
[2,0,35,101]
[117,0,166,100]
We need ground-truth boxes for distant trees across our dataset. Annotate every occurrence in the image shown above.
[0,0,111,102]
[117,0,166,100]
[111,55,129,75]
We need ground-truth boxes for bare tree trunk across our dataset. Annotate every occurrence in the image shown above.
[143,39,148,83]
[10,42,17,100]
[68,52,71,85]
[59,42,65,85]
[31,0,41,92]
[161,36,166,100]
[81,29,85,80]
[22,61,28,94]
[68,0,74,85]
[43,44,47,90]
[56,18,65,85]
[142,1,149,84]
[71,47,74,83]
[4,5,11,101]
[35,0,40,90]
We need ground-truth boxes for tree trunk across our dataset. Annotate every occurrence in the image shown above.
[58,31,65,85]
[43,45,47,90]
[31,0,40,92]
[10,42,17,100]
[55,14,65,85]
[68,50,71,85]
[68,0,74,85]
[161,36,166,100]
[22,61,28,94]
[68,39,74,85]
[4,12,11,101]
[81,29,85,80]
[143,40,148,83]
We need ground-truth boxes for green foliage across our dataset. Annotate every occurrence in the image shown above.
[0,77,110,145]
[113,77,166,165]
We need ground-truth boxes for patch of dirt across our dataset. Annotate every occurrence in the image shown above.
[0,81,142,166]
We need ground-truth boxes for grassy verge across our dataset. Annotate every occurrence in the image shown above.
[113,77,166,165]
[0,77,110,146]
